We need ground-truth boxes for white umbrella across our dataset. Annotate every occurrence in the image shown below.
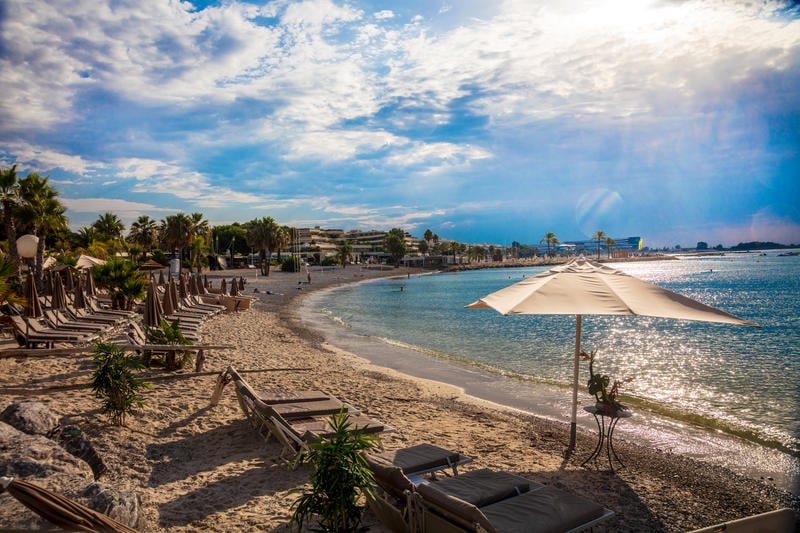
[466,256,758,451]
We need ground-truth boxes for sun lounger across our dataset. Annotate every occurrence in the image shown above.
[43,310,108,332]
[376,444,472,477]
[415,476,613,533]
[688,507,795,533]
[364,453,612,533]
[9,315,97,348]
[227,366,391,465]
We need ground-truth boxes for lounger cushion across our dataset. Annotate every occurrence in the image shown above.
[416,482,495,532]
[480,486,605,533]
[271,398,344,418]
[363,453,415,498]
[379,443,462,475]
[431,469,537,507]
[258,388,331,404]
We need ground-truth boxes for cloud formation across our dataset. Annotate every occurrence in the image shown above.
[1,0,798,247]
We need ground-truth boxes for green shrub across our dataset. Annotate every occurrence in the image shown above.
[146,319,193,370]
[291,409,380,532]
[281,256,301,272]
[91,342,150,426]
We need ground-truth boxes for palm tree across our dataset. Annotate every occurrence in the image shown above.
[540,232,560,258]
[384,228,407,266]
[160,213,194,268]
[92,212,125,241]
[92,259,146,310]
[605,237,616,259]
[591,230,607,260]
[337,240,353,268]
[128,215,159,252]
[424,229,433,253]
[245,216,281,276]
[189,213,210,272]
[0,165,20,264]
[17,173,68,286]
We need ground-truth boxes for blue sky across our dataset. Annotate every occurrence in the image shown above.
[2,0,799,248]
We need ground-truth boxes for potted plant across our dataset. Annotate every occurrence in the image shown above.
[580,349,631,418]
[290,408,380,532]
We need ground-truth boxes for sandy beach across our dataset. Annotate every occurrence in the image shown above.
[1,266,798,532]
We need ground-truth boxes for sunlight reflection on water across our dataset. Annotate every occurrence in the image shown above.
[314,254,800,454]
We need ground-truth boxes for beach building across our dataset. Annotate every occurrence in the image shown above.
[291,226,421,264]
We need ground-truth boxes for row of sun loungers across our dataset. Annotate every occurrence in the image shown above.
[227,366,613,532]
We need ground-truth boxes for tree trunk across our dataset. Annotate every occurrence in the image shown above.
[3,199,18,265]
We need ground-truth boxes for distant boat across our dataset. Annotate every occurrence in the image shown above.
[777,251,799,257]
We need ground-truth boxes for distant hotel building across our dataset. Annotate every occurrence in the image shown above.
[553,236,643,257]
[292,226,419,262]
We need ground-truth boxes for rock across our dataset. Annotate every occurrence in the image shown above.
[53,425,107,480]
[0,401,60,436]
[0,421,93,481]
[82,482,148,531]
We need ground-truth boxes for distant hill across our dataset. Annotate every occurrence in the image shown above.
[728,241,797,251]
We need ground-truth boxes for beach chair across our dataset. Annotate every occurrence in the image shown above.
[43,309,109,333]
[362,446,473,533]
[227,366,390,465]
[414,474,613,533]
[688,507,795,533]
[9,315,97,348]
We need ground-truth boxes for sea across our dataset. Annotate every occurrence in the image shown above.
[296,252,800,491]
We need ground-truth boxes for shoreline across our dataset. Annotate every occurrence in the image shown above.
[1,265,798,531]
[279,268,800,495]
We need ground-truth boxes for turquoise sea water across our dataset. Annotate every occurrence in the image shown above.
[311,254,800,456]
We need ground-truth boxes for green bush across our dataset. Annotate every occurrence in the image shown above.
[146,319,193,370]
[281,256,301,272]
[91,342,150,426]
[291,409,380,532]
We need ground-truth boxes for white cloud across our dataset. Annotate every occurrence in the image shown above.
[374,10,394,20]
[1,142,103,176]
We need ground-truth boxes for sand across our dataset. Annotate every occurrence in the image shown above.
[1,266,798,532]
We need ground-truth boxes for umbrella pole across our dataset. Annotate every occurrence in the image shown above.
[568,314,582,453]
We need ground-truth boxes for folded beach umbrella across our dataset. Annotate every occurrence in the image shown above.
[162,283,175,317]
[0,476,139,532]
[178,275,188,300]
[143,282,162,329]
[23,273,42,319]
[230,278,239,296]
[466,256,759,451]
[221,278,227,295]
[63,269,74,293]
[238,277,245,291]
[73,275,87,310]
[169,280,179,310]
[50,274,69,324]
[85,270,97,297]
[157,270,165,286]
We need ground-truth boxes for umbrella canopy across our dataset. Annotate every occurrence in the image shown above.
[139,259,166,271]
[23,274,42,318]
[0,476,139,532]
[75,254,106,270]
[143,282,162,328]
[467,256,758,450]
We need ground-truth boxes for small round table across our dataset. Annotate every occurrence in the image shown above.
[581,405,631,472]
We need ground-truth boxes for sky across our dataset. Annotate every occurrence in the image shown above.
[1,0,799,249]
